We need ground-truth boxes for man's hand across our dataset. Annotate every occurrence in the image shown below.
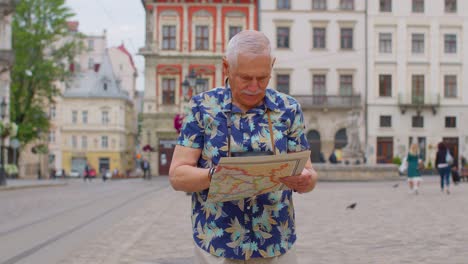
[279,167,318,193]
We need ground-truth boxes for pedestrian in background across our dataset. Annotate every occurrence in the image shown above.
[406,143,423,194]
[141,159,151,180]
[435,142,451,194]
[169,30,317,263]
[83,162,91,182]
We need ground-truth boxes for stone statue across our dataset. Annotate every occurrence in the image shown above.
[342,111,364,161]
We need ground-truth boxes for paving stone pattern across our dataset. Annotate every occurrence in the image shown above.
[60,177,468,264]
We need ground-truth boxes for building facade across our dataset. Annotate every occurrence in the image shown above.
[60,49,137,176]
[261,0,366,163]
[367,0,468,166]
[139,0,259,176]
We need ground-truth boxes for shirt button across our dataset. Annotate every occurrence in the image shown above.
[247,206,251,210]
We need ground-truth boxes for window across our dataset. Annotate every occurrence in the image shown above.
[276,27,290,48]
[445,0,457,13]
[444,34,457,53]
[340,0,354,10]
[162,25,176,50]
[162,78,175,104]
[277,74,290,94]
[412,0,424,13]
[313,74,326,104]
[412,75,424,104]
[412,116,424,128]
[445,116,456,128]
[340,28,353,49]
[229,26,242,40]
[379,33,392,53]
[82,136,87,149]
[339,75,353,96]
[103,82,108,91]
[277,0,290,9]
[411,33,424,54]
[380,116,392,127]
[444,75,457,98]
[72,135,77,148]
[313,28,326,49]
[195,25,209,50]
[102,111,109,125]
[380,0,392,12]
[72,110,77,124]
[312,0,327,10]
[88,58,94,70]
[379,74,392,97]
[101,136,108,149]
[88,39,94,51]
[82,111,88,124]
[49,105,56,119]
[48,130,55,143]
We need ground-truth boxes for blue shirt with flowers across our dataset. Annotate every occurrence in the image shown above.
[177,87,309,260]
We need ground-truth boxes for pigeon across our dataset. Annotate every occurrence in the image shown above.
[346,202,357,209]
[392,183,399,188]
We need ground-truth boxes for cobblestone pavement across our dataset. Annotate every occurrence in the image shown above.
[59,176,468,264]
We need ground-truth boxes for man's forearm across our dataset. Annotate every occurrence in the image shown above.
[169,165,211,192]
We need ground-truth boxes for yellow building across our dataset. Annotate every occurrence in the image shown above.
[60,50,137,176]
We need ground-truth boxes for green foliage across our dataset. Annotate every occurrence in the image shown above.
[392,156,402,165]
[426,161,433,169]
[10,0,83,146]
[5,164,18,175]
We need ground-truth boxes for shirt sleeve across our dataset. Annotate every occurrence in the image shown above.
[287,103,310,152]
[176,99,204,149]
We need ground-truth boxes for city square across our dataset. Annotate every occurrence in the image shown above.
[3,176,464,264]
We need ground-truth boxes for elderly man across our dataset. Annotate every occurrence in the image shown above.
[169,30,317,263]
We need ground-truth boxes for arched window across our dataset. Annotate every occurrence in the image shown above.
[335,128,347,149]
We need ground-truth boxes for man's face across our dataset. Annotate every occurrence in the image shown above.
[224,53,274,112]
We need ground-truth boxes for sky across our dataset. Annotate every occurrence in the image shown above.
[65,0,146,91]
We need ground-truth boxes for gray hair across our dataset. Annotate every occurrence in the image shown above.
[225,30,272,67]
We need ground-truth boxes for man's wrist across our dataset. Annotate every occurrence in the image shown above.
[208,166,216,182]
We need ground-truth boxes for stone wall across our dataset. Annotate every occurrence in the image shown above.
[313,164,399,181]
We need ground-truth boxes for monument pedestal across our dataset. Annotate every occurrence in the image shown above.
[313,164,399,181]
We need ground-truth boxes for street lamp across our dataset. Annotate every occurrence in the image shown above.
[0,97,7,186]
[181,69,204,101]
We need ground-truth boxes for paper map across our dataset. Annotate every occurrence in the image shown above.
[207,151,311,202]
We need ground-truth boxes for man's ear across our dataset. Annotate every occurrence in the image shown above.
[222,56,229,76]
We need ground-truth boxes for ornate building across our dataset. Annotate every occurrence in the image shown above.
[139,0,259,176]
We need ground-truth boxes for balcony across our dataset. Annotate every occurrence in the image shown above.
[398,93,440,115]
[294,94,362,110]
[0,0,16,16]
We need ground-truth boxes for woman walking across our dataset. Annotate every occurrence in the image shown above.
[407,143,423,194]
[435,142,451,194]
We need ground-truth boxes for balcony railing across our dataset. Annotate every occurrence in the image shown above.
[398,93,440,115]
[294,94,362,110]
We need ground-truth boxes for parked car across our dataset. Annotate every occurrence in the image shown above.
[69,169,80,178]
[88,168,97,178]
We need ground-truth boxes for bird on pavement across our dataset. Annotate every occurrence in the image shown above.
[346,202,357,209]
[392,183,399,188]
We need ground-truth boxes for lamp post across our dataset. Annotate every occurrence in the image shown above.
[181,69,204,102]
[0,97,7,186]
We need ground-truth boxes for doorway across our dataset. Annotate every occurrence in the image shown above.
[159,140,177,175]
[377,137,393,164]
[307,130,322,163]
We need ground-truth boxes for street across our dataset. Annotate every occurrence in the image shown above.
[1,176,468,264]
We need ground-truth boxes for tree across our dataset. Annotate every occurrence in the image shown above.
[11,0,83,146]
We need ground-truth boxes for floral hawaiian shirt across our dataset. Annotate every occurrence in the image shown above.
[177,87,309,260]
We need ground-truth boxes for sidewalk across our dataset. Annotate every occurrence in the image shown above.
[0,179,68,191]
[59,175,468,264]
